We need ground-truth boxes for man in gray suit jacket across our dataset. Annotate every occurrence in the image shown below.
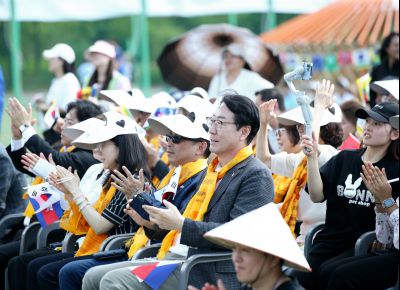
[0,143,26,220]
[89,94,274,290]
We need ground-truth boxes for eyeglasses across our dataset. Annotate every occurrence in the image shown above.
[166,134,204,144]
[276,128,287,138]
[206,117,236,130]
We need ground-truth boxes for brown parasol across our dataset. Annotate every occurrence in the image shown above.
[157,23,283,91]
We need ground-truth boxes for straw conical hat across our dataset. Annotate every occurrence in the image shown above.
[204,203,311,272]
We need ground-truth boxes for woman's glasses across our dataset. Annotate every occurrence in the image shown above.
[276,128,287,138]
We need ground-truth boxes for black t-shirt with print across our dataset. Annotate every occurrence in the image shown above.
[318,148,399,248]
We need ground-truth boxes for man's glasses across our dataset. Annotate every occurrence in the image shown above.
[206,117,236,130]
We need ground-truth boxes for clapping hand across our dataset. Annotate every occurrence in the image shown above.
[6,97,35,129]
[143,200,184,231]
[111,167,145,199]
[360,161,392,203]
[124,201,155,229]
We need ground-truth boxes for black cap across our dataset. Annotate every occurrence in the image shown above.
[355,102,399,123]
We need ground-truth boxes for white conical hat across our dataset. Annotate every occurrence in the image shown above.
[204,203,311,272]
[278,103,342,126]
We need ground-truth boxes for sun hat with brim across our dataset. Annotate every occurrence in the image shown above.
[204,203,311,272]
[370,80,399,100]
[151,92,177,109]
[177,95,215,119]
[278,103,342,126]
[148,114,209,141]
[88,40,116,59]
[190,87,209,101]
[62,117,104,142]
[223,44,252,70]
[43,43,76,64]
[355,102,399,124]
[390,115,399,130]
[72,111,139,150]
[98,90,135,107]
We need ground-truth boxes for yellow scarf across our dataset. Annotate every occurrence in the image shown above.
[75,182,117,256]
[23,146,76,219]
[127,159,208,258]
[273,174,293,204]
[279,157,308,236]
[156,145,254,259]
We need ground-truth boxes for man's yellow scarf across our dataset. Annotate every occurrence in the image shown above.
[156,145,254,259]
[279,157,308,236]
[127,158,208,258]
[23,146,76,219]
[75,182,117,256]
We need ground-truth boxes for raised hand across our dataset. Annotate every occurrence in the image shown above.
[314,79,335,110]
[259,99,277,126]
[6,97,35,129]
[300,133,318,158]
[54,166,81,197]
[111,167,145,199]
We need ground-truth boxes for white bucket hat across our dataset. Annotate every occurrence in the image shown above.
[177,95,215,119]
[204,203,311,272]
[278,103,342,126]
[43,43,76,64]
[370,80,399,100]
[72,111,139,150]
[148,114,209,141]
[88,40,116,59]
[99,90,135,107]
[190,87,209,101]
[151,92,177,109]
[62,117,104,141]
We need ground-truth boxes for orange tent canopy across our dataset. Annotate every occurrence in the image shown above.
[260,0,399,47]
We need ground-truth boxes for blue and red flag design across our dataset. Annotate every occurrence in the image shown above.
[130,261,181,290]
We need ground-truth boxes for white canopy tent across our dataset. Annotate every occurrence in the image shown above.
[0,0,334,21]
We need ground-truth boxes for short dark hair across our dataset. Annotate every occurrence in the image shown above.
[340,100,364,127]
[320,123,344,149]
[221,94,260,144]
[111,134,151,180]
[255,88,285,111]
[281,125,300,146]
[67,100,103,122]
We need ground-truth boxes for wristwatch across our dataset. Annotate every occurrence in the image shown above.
[19,123,31,133]
[382,197,396,209]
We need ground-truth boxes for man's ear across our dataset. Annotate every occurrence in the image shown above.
[240,125,251,142]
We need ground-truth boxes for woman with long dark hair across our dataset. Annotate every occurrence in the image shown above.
[370,32,399,107]
[85,40,131,92]
[295,102,399,290]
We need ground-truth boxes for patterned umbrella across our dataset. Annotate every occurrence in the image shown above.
[157,23,283,91]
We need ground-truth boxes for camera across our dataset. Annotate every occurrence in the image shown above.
[284,62,313,82]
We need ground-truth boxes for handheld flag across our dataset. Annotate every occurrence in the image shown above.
[27,182,65,228]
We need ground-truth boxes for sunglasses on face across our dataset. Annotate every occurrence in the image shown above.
[166,134,204,145]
